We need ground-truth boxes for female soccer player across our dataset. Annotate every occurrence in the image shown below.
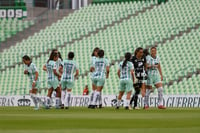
[23,55,40,110]
[43,49,62,108]
[43,52,61,109]
[90,49,110,109]
[129,47,147,109]
[88,47,100,108]
[144,47,166,109]
[116,52,135,110]
[59,52,79,109]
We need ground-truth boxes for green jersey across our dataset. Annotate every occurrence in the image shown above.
[46,60,58,81]
[146,55,160,75]
[92,58,109,79]
[56,58,62,72]
[24,62,39,82]
[119,61,134,80]
[61,60,79,82]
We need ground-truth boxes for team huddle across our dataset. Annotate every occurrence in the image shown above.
[22,46,166,110]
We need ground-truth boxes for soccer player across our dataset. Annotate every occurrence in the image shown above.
[43,49,62,108]
[88,47,100,108]
[23,55,40,110]
[43,52,61,109]
[144,47,166,109]
[59,52,79,109]
[116,52,135,110]
[129,47,147,109]
[90,49,109,109]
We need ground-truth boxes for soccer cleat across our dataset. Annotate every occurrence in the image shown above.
[128,106,133,110]
[98,104,103,109]
[60,104,64,109]
[88,105,92,108]
[65,107,69,110]
[143,105,149,110]
[90,105,96,109]
[115,106,119,110]
[45,106,50,109]
[134,106,140,110]
[158,105,166,109]
[125,106,129,110]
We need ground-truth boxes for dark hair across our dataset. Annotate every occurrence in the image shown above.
[134,47,143,56]
[22,55,31,61]
[68,52,74,59]
[143,49,150,57]
[98,49,104,58]
[52,49,58,53]
[151,47,157,50]
[48,52,58,63]
[122,52,131,68]
[91,47,100,57]
[58,52,63,61]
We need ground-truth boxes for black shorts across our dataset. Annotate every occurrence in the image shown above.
[133,83,142,89]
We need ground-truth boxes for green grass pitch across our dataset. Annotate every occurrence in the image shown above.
[0,107,200,133]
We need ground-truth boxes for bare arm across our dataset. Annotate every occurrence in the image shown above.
[53,69,61,78]
[75,69,79,78]
[90,67,95,72]
[43,65,47,71]
[106,66,110,78]
[130,69,135,83]
[117,69,120,78]
[59,66,63,75]
[158,63,163,81]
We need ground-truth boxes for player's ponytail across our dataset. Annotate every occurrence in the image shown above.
[122,52,131,68]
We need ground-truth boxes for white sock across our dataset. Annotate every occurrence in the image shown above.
[141,97,145,107]
[158,87,163,106]
[46,96,51,107]
[117,99,121,107]
[61,90,66,105]
[64,91,71,107]
[30,93,39,108]
[99,92,102,105]
[144,89,151,106]
[55,97,61,108]
[89,90,95,105]
[92,91,100,105]
[125,99,130,107]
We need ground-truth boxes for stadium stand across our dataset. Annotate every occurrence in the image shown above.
[0,0,199,96]
[0,19,34,43]
[0,0,157,70]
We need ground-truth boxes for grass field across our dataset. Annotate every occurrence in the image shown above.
[0,107,200,133]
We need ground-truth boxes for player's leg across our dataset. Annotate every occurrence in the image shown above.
[155,77,166,109]
[64,81,74,109]
[144,85,152,109]
[97,79,105,108]
[55,86,61,109]
[88,83,97,108]
[46,87,53,109]
[125,90,132,110]
[116,81,125,109]
[61,81,66,109]
[144,75,153,109]
[30,88,39,110]
[91,85,103,109]
[130,83,141,109]
[116,91,124,109]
